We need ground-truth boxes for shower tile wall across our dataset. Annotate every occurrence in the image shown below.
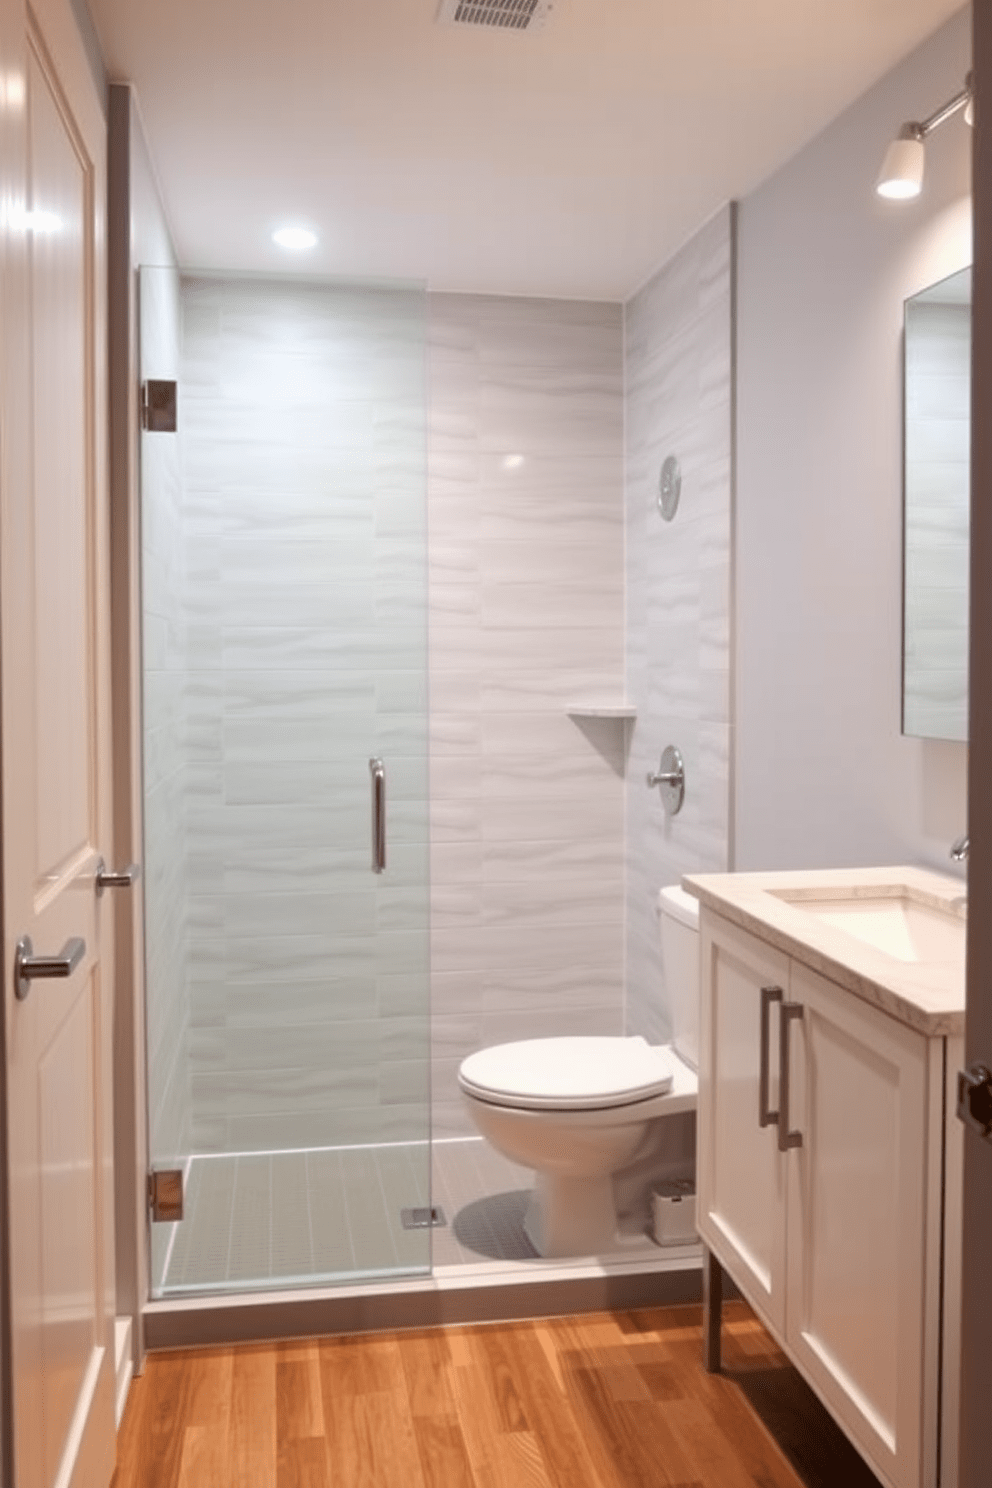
[141,265,191,1166]
[427,295,626,1139]
[624,208,734,1042]
[174,277,430,1154]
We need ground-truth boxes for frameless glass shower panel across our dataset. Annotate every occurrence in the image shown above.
[140,269,430,1296]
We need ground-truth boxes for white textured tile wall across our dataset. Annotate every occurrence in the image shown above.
[903,298,970,742]
[176,276,431,1154]
[428,295,626,1138]
[624,209,735,1042]
[146,284,627,1156]
[140,264,191,1179]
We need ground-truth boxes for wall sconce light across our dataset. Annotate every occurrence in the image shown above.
[877,72,973,200]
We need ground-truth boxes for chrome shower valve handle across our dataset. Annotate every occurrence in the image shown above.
[647,745,685,817]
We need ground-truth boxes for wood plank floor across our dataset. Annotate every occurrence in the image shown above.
[113,1301,883,1488]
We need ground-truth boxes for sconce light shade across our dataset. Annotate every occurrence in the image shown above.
[876,130,925,200]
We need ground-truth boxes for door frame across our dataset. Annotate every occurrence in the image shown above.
[0,0,26,1466]
[107,80,152,1382]
[959,4,992,1482]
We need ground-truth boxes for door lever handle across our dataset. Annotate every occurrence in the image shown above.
[957,1064,992,1140]
[14,935,85,1001]
[94,858,141,896]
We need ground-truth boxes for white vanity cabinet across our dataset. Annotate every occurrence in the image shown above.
[697,908,962,1488]
[696,916,791,1334]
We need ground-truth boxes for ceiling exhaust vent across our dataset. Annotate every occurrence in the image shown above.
[437,0,555,33]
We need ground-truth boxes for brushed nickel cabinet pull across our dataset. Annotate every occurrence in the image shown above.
[778,1002,805,1152]
[759,984,783,1128]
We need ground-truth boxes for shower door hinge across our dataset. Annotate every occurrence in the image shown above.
[141,379,178,433]
[148,1167,184,1223]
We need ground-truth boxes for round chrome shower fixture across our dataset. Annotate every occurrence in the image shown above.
[658,456,681,521]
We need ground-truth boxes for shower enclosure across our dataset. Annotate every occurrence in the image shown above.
[139,268,431,1296]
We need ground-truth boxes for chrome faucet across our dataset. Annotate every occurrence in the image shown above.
[950,834,969,862]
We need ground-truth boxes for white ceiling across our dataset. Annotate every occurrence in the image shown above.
[88,0,965,300]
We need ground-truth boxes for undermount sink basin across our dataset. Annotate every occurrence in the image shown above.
[774,892,966,965]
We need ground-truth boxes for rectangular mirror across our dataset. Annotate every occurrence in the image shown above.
[903,265,971,743]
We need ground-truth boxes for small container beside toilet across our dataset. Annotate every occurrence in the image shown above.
[457,885,700,1258]
[651,1178,697,1247]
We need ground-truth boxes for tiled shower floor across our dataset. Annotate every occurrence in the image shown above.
[156,1137,669,1295]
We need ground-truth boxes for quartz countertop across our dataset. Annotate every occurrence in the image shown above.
[682,865,967,1038]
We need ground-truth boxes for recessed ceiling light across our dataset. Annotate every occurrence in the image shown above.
[273,225,318,251]
[0,72,26,109]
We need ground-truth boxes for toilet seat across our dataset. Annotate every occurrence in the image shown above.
[458,1036,675,1112]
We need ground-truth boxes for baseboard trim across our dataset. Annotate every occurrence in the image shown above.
[114,1317,133,1427]
[143,1249,704,1351]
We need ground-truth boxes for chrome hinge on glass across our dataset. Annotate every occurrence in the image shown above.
[141,379,177,433]
[957,1064,992,1141]
[148,1168,184,1223]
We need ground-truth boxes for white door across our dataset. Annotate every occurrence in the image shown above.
[784,964,928,1488]
[0,0,117,1483]
[696,913,789,1335]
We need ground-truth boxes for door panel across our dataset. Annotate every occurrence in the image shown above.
[786,964,928,1488]
[30,38,92,873]
[1,0,116,1483]
[38,977,98,1474]
[697,913,789,1335]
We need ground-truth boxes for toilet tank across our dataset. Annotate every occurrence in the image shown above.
[659,885,700,1072]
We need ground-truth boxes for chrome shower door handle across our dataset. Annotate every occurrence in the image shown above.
[14,935,86,1001]
[369,757,386,874]
[778,1002,804,1152]
[758,985,783,1128]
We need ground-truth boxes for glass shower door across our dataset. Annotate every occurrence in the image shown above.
[139,268,430,1295]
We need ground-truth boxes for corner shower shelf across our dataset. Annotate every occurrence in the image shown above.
[566,702,637,720]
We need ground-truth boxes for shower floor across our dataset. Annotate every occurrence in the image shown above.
[156,1137,669,1295]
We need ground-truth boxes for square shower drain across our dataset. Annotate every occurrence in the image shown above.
[400,1205,447,1230]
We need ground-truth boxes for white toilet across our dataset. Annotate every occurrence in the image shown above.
[457,884,700,1258]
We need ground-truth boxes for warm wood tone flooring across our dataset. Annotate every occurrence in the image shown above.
[113,1301,882,1488]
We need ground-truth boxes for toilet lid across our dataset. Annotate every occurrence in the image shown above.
[458,1036,675,1111]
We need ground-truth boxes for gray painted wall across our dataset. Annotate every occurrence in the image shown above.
[735,6,972,874]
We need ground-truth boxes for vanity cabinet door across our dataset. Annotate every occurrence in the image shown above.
[784,962,929,1488]
[697,912,790,1336]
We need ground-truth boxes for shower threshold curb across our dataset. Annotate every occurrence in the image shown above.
[142,1244,704,1352]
